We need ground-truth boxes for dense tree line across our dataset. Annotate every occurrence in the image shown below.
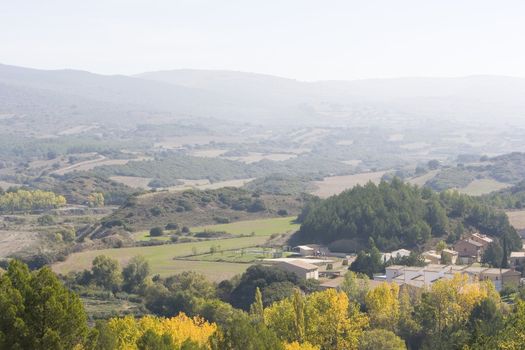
[6,259,525,349]
[296,179,521,252]
[0,188,66,212]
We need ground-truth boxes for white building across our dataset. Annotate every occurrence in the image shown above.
[295,245,315,256]
[381,249,411,263]
[422,250,441,264]
[510,251,525,267]
[277,260,319,280]
[378,264,520,291]
[470,233,494,248]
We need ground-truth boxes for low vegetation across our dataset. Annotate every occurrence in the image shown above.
[426,152,525,192]
[92,153,354,188]
[35,173,139,205]
[243,174,317,195]
[482,180,525,209]
[101,187,309,231]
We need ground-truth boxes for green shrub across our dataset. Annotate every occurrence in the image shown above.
[37,214,55,226]
[149,227,164,237]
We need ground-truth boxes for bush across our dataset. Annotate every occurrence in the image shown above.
[103,219,124,228]
[149,207,162,216]
[37,214,55,226]
[277,209,288,216]
[359,329,406,350]
[59,227,76,242]
[165,223,179,230]
[248,199,266,212]
[194,231,229,238]
[149,227,164,237]
[213,216,230,224]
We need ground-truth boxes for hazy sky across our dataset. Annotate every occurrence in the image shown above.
[2,0,525,80]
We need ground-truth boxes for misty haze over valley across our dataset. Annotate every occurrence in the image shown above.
[4,2,525,349]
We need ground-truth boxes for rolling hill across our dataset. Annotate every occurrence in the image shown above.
[425,152,525,192]
[4,63,525,132]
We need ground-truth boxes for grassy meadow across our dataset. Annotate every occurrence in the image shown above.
[54,216,301,280]
[132,216,299,242]
[507,210,525,230]
[53,235,267,275]
[458,179,511,196]
[191,216,299,236]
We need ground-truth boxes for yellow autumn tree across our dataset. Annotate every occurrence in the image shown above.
[305,289,368,350]
[397,286,420,339]
[107,313,217,349]
[498,299,525,350]
[284,341,320,350]
[108,315,140,349]
[264,295,297,342]
[0,189,66,212]
[88,192,104,207]
[265,289,368,350]
[417,273,501,349]
[426,273,499,333]
[364,282,400,330]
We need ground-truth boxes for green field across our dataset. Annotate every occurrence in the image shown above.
[54,217,300,281]
[191,216,299,236]
[132,216,299,242]
[53,235,268,281]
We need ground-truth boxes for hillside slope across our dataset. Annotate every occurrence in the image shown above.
[293,179,521,252]
[426,152,525,192]
[102,187,311,231]
[0,63,229,129]
[4,64,525,132]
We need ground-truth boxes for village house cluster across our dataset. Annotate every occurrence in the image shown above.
[264,232,525,292]
[454,232,494,263]
[377,264,520,291]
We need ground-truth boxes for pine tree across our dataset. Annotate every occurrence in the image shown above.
[0,260,88,349]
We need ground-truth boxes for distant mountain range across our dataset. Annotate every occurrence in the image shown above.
[2,63,525,131]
